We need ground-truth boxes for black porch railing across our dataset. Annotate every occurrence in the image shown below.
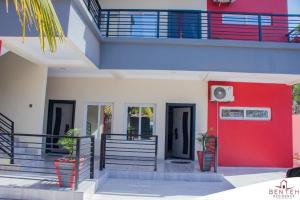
[205,136,218,173]
[0,133,94,190]
[100,134,158,171]
[82,0,300,43]
[0,113,14,164]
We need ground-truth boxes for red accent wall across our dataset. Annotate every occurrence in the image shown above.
[207,0,288,42]
[292,115,300,167]
[208,81,293,167]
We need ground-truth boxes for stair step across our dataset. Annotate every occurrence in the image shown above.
[0,158,10,165]
[105,170,224,182]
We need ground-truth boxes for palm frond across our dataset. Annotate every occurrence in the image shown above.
[7,0,64,52]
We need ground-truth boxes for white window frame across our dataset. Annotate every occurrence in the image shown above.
[125,103,156,135]
[220,107,271,121]
[222,14,272,26]
[83,102,114,136]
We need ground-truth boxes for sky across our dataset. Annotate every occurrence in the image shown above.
[288,0,300,14]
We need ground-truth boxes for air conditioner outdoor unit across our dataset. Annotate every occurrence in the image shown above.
[212,0,236,4]
[211,85,234,102]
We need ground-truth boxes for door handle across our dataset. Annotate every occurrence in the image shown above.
[180,32,184,38]
[174,128,178,140]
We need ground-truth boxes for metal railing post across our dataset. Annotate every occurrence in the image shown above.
[99,134,105,170]
[90,136,95,179]
[156,11,160,38]
[103,134,106,169]
[258,15,263,41]
[207,12,212,39]
[106,11,110,37]
[87,0,91,11]
[154,136,158,171]
[214,137,218,173]
[10,121,14,164]
[74,138,81,191]
[97,9,102,29]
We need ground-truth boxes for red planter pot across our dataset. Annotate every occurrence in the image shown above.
[197,151,212,172]
[197,151,204,171]
[54,158,84,189]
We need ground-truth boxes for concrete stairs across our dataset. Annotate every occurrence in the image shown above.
[0,137,42,172]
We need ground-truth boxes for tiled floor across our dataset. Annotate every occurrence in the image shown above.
[91,178,234,200]
[91,161,287,200]
[0,159,288,200]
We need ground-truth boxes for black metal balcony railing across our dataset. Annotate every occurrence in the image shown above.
[83,0,102,28]
[100,134,158,171]
[83,0,300,43]
[0,133,95,191]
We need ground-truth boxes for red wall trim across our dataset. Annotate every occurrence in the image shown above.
[208,81,293,167]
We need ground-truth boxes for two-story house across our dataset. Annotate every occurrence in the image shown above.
[0,0,300,177]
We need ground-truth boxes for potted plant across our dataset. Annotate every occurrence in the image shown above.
[197,128,214,172]
[54,128,83,189]
[291,25,300,43]
[127,126,136,140]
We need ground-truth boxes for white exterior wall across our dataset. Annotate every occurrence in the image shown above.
[68,0,101,67]
[99,0,207,10]
[0,53,48,135]
[45,77,208,159]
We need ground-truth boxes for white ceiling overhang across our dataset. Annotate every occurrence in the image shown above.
[1,37,96,69]
[48,68,300,85]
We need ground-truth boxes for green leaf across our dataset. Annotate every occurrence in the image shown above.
[7,0,64,52]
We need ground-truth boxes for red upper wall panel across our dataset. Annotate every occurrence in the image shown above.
[208,81,293,168]
[207,0,287,14]
[207,0,288,42]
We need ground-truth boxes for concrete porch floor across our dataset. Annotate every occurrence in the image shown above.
[0,160,288,200]
[92,160,288,200]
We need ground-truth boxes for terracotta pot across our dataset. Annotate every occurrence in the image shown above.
[197,151,204,171]
[292,37,300,43]
[197,151,212,172]
[54,158,84,189]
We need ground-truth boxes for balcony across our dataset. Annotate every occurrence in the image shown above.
[84,0,300,42]
[80,0,300,74]
[83,0,300,43]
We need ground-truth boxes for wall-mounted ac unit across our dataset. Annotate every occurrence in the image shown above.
[211,85,234,102]
[212,0,236,4]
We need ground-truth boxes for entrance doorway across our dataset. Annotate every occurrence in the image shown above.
[46,100,76,153]
[165,103,195,160]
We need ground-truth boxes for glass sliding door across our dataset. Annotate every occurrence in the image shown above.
[100,105,113,135]
[86,105,99,136]
[168,11,201,39]
[130,12,157,37]
[86,103,113,157]
[86,104,113,137]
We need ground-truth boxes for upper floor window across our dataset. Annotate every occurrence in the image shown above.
[222,14,272,26]
[130,12,157,37]
[220,107,271,121]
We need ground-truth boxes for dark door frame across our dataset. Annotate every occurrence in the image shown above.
[168,11,201,39]
[46,100,76,153]
[165,103,196,160]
